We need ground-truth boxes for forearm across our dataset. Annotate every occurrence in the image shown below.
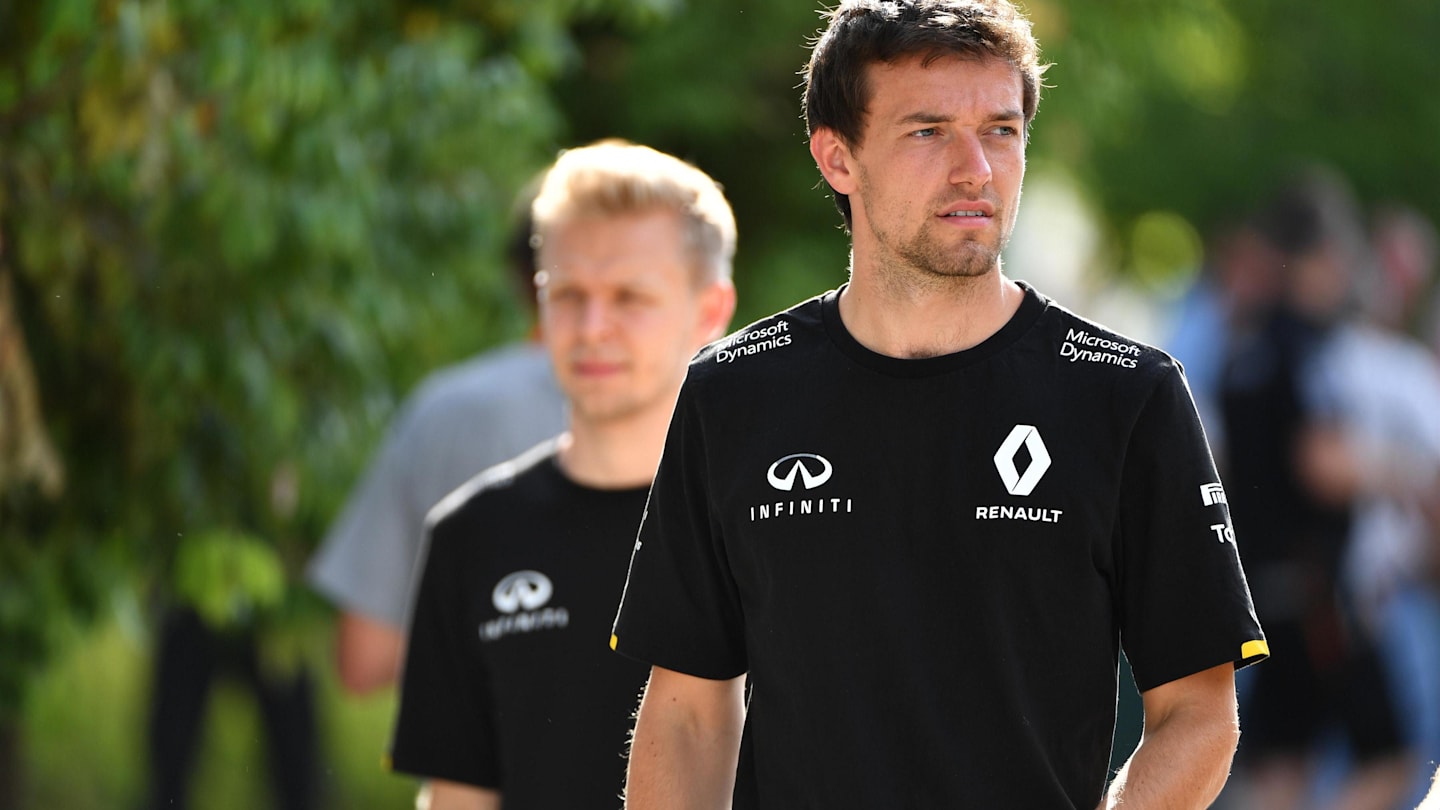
[335,610,404,694]
[1102,664,1240,809]
[625,668,745,810]
[417,779,500,810]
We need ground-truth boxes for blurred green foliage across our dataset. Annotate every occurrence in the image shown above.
[1031,0,1440,269]
[556,0,1439,301]
[3,0,1438,806]
[0,0,667,724]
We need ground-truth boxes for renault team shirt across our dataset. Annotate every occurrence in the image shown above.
[391,441,651,809]
[611,282,1267,809]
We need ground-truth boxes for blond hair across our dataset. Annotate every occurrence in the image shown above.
[532,140,736,283]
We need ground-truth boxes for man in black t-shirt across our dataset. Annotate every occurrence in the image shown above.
[611,2,1267,808]
[389,140,737,810]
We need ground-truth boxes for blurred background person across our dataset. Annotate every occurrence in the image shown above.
[306,181,567,696]
[1369,206,1437,336]
[389,140,736,810]
[144,602,320,810]
[1164,219,1286,465]
[1308,201,1440,808]
[1220,170,1412,810]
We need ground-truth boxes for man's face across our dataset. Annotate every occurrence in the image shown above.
[843,54,1027,280]
[537,210,718,427]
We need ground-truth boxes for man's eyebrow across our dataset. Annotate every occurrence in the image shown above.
[894,108,1024,126]
[896,111,950,125]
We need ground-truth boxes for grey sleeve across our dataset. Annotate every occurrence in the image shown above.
[309,347,569,628]
[307,404,431,628]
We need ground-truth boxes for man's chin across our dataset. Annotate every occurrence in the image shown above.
[567,397,637,426]
[917,249,999,279]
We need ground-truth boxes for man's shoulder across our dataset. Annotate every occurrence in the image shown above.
[1038,295,1180,384]
[687,292,831,387]
[409,343,556,413]
[425,439,560,536]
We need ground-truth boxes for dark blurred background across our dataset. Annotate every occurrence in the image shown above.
[2,0,1438,807]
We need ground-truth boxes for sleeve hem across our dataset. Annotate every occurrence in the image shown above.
[1132,637,1269,693]
[388,751,499,790]
[610,637,746,682]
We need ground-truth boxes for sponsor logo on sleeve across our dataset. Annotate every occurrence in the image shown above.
[715,320,793,364]
[749,452,853,521]
[1209,523,1236,544]
[1060,328,1140,369]
[480,570,569,642]
[1201,482,1237,544]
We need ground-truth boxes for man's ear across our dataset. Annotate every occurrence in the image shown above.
[809,127,858,196]
[694,278,737,347]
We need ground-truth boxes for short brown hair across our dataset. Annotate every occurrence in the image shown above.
[803,0,1049,228]
[532,140,736,284]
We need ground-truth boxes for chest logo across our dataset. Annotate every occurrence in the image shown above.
[993,425,1051,496]
[766,453,833,491]
[481,570,568,643]
[750,453,852,521]
[492,570,554,613]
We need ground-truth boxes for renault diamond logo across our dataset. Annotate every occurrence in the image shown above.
[767,453,833,491]
[994,425,1051,497]
[492,570,553,614]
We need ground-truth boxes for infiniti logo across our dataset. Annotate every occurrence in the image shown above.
[993,425,1051,497]
[767,454,833,491]
[492,570,554,614]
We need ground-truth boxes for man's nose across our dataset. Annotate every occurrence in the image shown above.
[579,298,614,339]
[948,134,992,188]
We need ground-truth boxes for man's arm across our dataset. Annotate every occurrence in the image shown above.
[1102,662,1239,809]
[1418,763,1440,810]
[625,666,745,810]
[335,610,404,695]
[417,780,500,810]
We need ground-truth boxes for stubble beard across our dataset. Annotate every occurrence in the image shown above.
[901,233,1000,279]
[870,215,1010,291]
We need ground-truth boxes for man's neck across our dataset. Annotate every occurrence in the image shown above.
[555,403,673,490]
[838,261,1024,359]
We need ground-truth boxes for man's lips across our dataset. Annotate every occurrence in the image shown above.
[937,200,995,218]
[572,359,626,377]
[936,202,995,229]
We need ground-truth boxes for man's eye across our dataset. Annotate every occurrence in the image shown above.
[912,127,938,138]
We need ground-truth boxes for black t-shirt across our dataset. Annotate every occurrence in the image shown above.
[612,283,1267,809]
[391,441,651,810]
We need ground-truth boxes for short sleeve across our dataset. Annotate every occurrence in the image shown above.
[611,384,747,680]
[307,400,430,628]
[1117,360,1268,692]
[389,523,500,787]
